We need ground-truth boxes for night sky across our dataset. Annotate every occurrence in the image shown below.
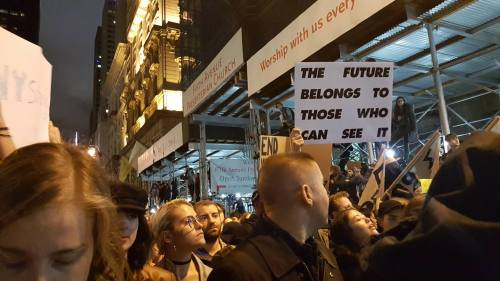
[39,0,104,141]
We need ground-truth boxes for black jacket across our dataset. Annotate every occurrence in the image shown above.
[208,217,343,281]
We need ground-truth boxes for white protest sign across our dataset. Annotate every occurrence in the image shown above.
[294,62,393,144]
[183,29,244,116]
[259,135,291,164]
[0,27,52,148]
[210,159,256,194]
[247,0,396,95]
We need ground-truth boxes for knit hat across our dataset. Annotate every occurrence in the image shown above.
[110,182,148,213]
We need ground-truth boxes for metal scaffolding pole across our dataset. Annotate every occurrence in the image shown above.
[199,122,208,200]
[426,23,450,135]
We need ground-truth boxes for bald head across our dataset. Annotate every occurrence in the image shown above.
[258,153,324,209]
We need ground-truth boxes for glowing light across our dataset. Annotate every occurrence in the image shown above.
[127,0,150,42]
[136,115,146,128]
[385,149,396,158]
[235,193,241,199]
[87,146,98,158]
[164,90,183,111]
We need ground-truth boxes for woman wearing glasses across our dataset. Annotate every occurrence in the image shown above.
[151,199,212,281]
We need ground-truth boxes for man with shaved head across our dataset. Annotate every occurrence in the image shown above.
[208,153,343,281]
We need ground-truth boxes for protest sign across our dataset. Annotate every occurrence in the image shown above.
[210,159,256,194]
[259,135,291,165]
[302,144,332,183]
[0,27,52,148]
[294,62,393,144]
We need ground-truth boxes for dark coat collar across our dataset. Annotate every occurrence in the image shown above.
[248,216,337,279]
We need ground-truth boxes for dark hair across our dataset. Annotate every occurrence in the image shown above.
[126,211,153,272]
[331,209,362,253]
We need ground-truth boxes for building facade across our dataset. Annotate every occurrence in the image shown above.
[0,1,40,44]
[95,0,183,178]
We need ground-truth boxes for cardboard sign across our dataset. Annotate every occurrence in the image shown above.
[294,62,393,144]
[247,0,396,95]
[301,143,332,184]
[259,135,332,182]
[259,135,291,164]
[0,27,52,148]
[210,159,256,195]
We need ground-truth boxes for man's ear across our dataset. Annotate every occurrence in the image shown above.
[299,184,314,207]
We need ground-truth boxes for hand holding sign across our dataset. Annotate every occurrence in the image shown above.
[290,127,304,152]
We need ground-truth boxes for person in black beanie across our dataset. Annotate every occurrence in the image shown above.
[110,182,174,281]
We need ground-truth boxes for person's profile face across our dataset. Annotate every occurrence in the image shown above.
[0,203,94,281]
[347,209,379,247]
[169,205,205,251]
[117,210,139,251]
[310,163,329,226]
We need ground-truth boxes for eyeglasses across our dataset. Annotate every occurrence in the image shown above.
[197,212,220,223]
[179,216,202,230]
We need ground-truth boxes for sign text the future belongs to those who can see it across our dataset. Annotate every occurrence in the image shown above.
[295,62,394,144]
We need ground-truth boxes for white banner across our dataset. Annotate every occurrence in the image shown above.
[183,29,244,116]
[0,27,52,148]
[294,62,393,144]
[247,0,396,95]
[210,159,256,194]
[137,122,185,173]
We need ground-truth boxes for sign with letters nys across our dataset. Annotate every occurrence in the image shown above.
[294,62,393,144]
[0,27,52,148]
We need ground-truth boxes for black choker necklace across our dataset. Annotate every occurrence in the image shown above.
[172,259,191,265]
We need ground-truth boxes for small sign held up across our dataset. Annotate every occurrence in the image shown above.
[294,62,394,144]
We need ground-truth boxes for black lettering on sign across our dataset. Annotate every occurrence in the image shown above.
[300,67,325,78]
[261,136,279,157]
[357,108,389,118]
[301,109,342,120]
[343,67,390,78]
[342,128,363,139]
[299,88,361,99]
[302,130,328,140]
[373,88,390,98]
[377,127,389,137]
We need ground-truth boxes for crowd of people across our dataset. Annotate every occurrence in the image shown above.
[0,126,499,281]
